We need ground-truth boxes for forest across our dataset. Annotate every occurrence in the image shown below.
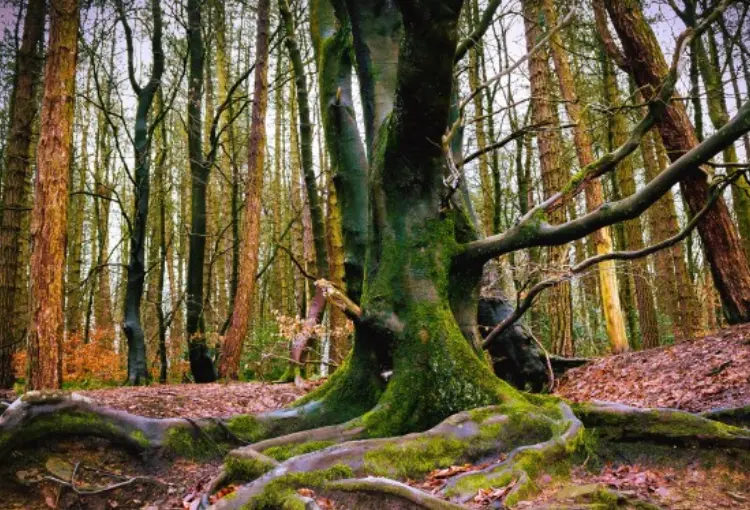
[0,0,749,508]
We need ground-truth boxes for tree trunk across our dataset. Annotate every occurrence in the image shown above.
[185,0,217,382]
[0,0,45,389]
[641,129,685,342]
[217,0,271,380]
[545,0,629,353]
[279,0,330,376]
[651,132,702,339]
[523,0,573,356]
[65,69,89,337]
[92,42,114,333]
[694,25,750,260]
[601,54,659,350]
[605,0,750,323]
[119,0,165,385]
[28,0,79,390]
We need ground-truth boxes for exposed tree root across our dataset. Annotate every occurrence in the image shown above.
[574,401,750,448]
[3,390,749,509]
[210,401,573,509]
[326,477,467,509]
[0,391,358,459]
[440,401,583,505]
[702,404,750,428]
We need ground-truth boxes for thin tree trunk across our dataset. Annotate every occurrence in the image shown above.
[28,0,79,390]
[279,0,330,374]
[601,56,659,350]
[467,0,493,236]
[119,0,165,385]
[641,130,683,342]
[217,0,271,380]
[545,0,629,353]
[0,0,45,388]
[185,0,217,382]
[65,68,90,337]
[154,93,168,383]
[523,0,573,356]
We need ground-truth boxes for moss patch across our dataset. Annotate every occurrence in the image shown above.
[226,415,266,443]
[250,464,354,510]
[130,430,150,449]
[264,440,336,462]
[224,455,277,482]
[164,425,226,460]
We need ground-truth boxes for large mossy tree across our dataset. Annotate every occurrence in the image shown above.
[3,0,750,508]
[292,0,750,436]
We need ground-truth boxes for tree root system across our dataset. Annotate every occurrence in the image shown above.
[2,390,749,509]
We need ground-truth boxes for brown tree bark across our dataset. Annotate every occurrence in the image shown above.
[217,0,271,380]
[651,133,702,339]
[601,56,660,350]
[605,0,750,323]
[27,0,79,390]
[544,0,629,353]
[523,0,573,356]
[0,0,46,388]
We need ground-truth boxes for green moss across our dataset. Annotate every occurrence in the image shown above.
[264,440,336,462]
[130,430,150,449]
[364,436,467,479]
[573,403,750,445]
[224,455,277,482]
[249,464,354,510]
[0,411,119,454]
[447,469,516,498]
[164,425,225,460]
[226,415,267,443]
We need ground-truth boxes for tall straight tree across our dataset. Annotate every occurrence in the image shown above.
[185,0,218,382]
[116,0,164,385]
[523,0,573,356]
[543,0,629,353]
[602,56,659,349]
[601,0,750,323]
[279,0,331,377]
[0,0,46,389]
[27,0,79,390]
[217,0,271,380]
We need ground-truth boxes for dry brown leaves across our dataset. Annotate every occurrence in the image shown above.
[79,380,324,418]
[556,324,750,412]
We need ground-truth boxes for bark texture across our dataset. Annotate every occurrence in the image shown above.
[217,0,271,380]
[0,0,46,388]
[606,0,750,323]
[28,0,79,390]
[523,0,573,356]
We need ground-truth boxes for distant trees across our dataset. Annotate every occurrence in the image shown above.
[4,0,750,389]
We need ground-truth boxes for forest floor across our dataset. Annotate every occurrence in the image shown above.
[2,325,749,509]
[556,323,750,412]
